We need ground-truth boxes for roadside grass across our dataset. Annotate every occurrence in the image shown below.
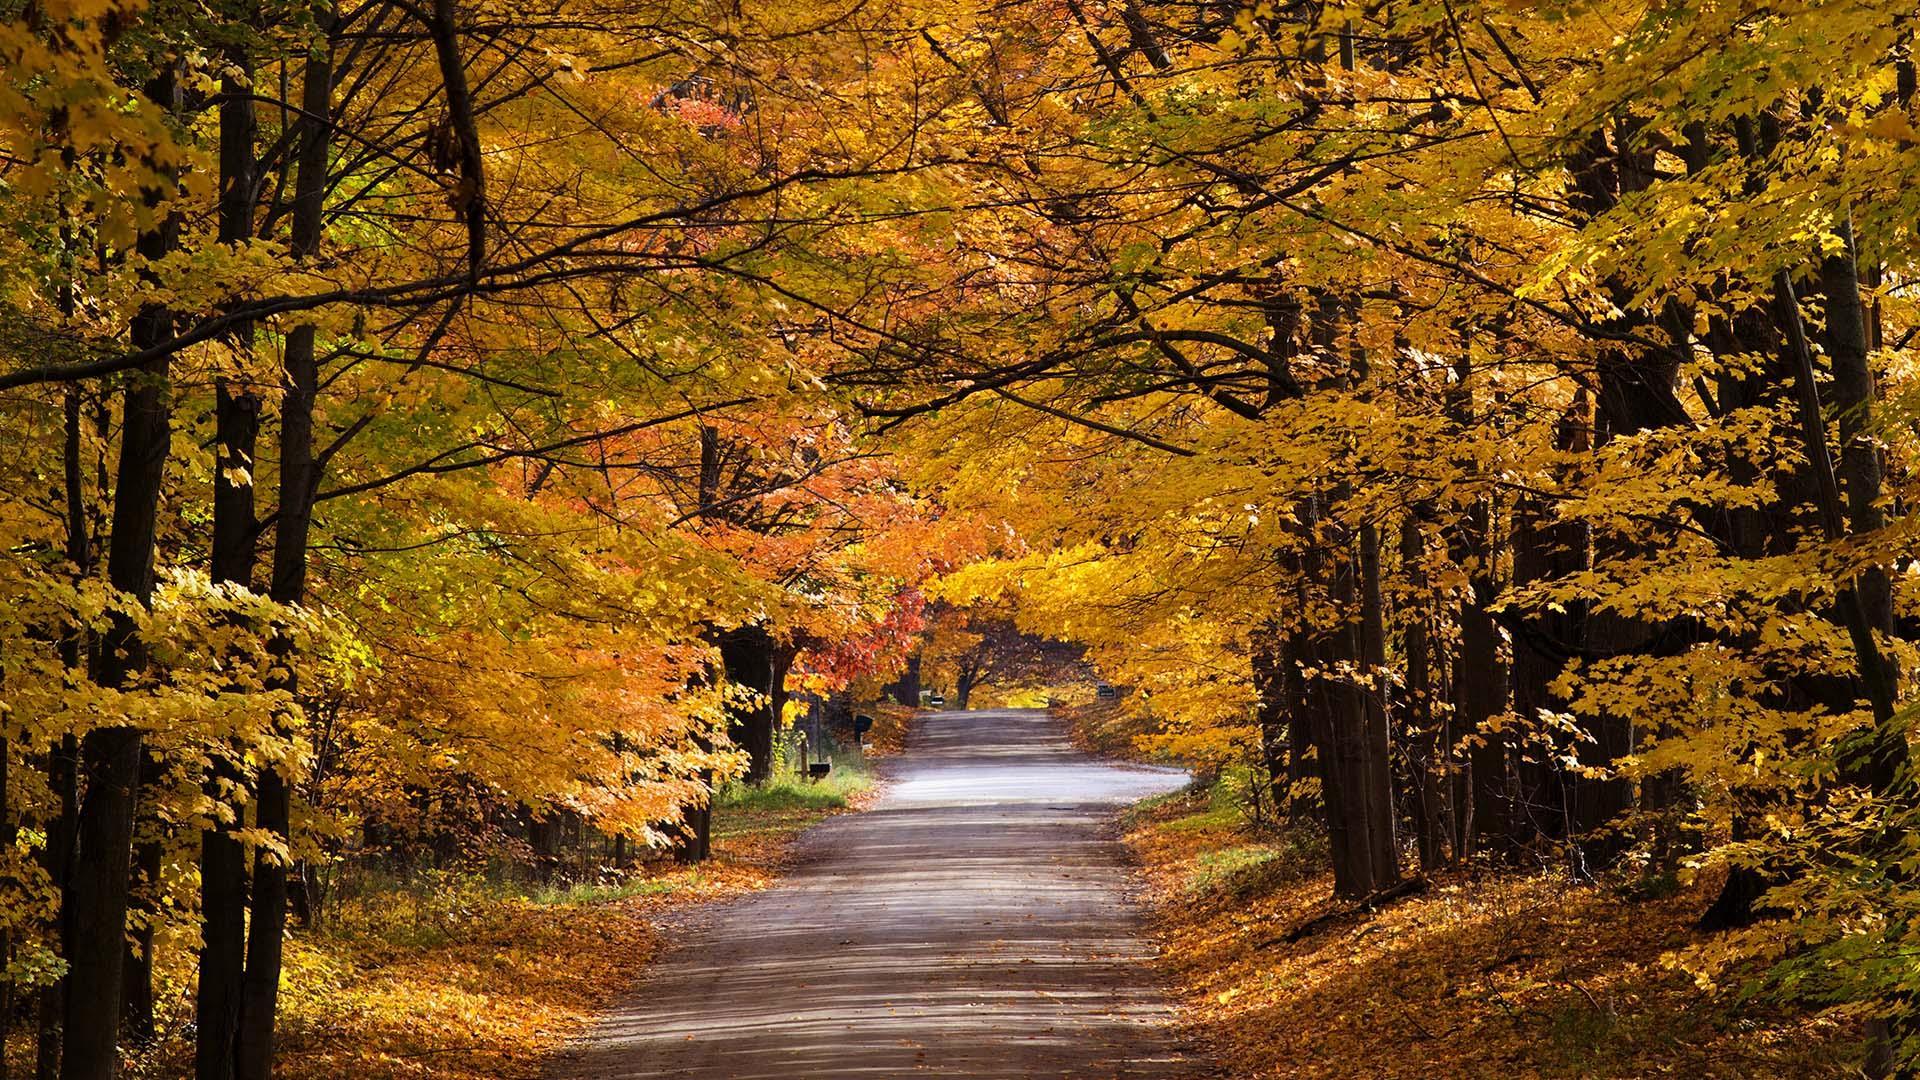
[711,747,878,859]
[1128,780,1854,1079]
[107,742,880,1080]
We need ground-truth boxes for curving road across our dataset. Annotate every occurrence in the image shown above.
[552,708,1202,1079]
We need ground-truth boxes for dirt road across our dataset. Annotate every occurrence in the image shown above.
[553,707,1202,1079]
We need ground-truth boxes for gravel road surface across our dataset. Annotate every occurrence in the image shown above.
[553,707,1202,1079]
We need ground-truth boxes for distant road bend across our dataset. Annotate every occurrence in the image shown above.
[554,707,1203,1079]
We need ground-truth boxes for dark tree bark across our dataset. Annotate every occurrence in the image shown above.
[198,383,258,1080]
[1454,527,1510,860]
[61,65,179,1080]
[38,386,90,1080]
[890,654,923,708]
[1398,516,1449,871]
[1446,356,1512,860]
[236,26,332,1080]
[1821,220,1900,717]
[1356,522,1400,890]
[1508,393,1601,867]
[2,730,12,1080]
[719,625,778,784]
[1300,507,1399,900]
[1250,623,1287,821]
[1774,267,1903,776]
[676,425,728,863]
[955,656,982,711]
[196,38,262,1078]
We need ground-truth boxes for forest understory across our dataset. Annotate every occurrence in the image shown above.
[14,758,880,1080]
[1126,784,1857,1080]
[1022,688,1847,1080]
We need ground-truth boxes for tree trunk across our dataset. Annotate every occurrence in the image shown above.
[1455,571,1509,859]
[120,823,159,1042]
[1819,222,1904,784]
[1445,376,1511,861]
[891,654,923,708]
[1356,522,1400,890]
[236,28,332,1080]
[39,386,90,1080]
[195,43,262,1075]
[1398,516,1449,871]
[197,382,257,1080]
[955,660,980,711]
[717,627,779,784]
[675,789,713,864]
[62,64,179,1080]
[2,732,13,1080]
[1302,511,1398,900]
[1508,396,1597,864]
[1251,623,1287,821]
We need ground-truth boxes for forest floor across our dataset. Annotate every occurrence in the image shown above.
[1046,699,1860,1078]
[1121,783,1861,1079]
[110,754,882,1080]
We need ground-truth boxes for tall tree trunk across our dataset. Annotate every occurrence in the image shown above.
[1399,516,1449,871]
[120,805,159,1043]
[1508,395,1597,866]
[195,35,262,1079]
[676,425,727,863]
[1820,220,1902,785]
[719,626,777,784]
[2,730,13,1080]
[1447,355,1512,860]
[1452,498,1510,860]
[1356,522,1400,890]
[61,64,180,1080]
[38,386,90,1080]
[1774,269,1901,765]
[1251,623,1287,822]
[1776,260,1911,1080]
[1282,631,1313,824]
[1302,508,1397,900]
[197,388,256,1080]
[891,654,923,708]
[236,26,331,1080]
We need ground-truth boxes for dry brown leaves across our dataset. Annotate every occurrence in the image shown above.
[1126,793,1856,1079]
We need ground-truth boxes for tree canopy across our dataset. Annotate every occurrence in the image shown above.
[6,0,1920,1075]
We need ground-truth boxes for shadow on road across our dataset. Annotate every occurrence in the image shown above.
[551,708,1200,1079]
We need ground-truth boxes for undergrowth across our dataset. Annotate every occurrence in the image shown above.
[1127,777,1854,1079]
[101,738,879,1080]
